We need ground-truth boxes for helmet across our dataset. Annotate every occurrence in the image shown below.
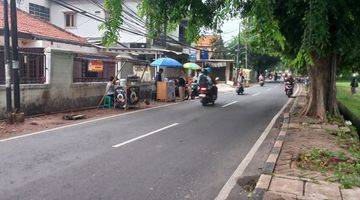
[205,67,212,73]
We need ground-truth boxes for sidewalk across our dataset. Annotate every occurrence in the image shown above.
[217,83,236,93]
[253,86,360,200]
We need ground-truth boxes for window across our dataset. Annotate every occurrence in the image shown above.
[73,57,115,83]
[0,48,46,84]
[29,3,50,21]
[65,13,76,27]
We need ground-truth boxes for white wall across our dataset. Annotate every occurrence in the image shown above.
[49,0,146,44]
[17,0,182,47]
[17,0,50,12]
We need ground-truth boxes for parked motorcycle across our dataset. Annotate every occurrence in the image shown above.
[259,80,265,87]
[285,81,294,97]
[190,82,199,99]
[236,83,244,95]
[175,83,190,100]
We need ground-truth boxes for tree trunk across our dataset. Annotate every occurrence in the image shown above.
[303,53,340,121]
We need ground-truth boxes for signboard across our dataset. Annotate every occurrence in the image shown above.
[88,60,104,72]
[200,49,209,60]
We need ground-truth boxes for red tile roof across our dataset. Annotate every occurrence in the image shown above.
[0,4,87,45]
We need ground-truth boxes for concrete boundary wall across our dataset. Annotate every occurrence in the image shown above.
[0,50,106,118]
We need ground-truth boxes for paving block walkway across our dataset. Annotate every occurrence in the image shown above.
[258,174,360,200]
[253,85,360,200]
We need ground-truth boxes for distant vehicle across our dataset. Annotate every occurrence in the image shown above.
[285,81,294,97]
[259,80,265,87]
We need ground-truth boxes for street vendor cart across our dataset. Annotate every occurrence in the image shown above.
[150,57,183,102]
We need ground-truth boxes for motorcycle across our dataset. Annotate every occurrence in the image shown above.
[236,83,244,95]
[259,79,265,87]
[285,81,294,97]
[190,82,199,99]
[199,77,218,106]
[199,85,218,106]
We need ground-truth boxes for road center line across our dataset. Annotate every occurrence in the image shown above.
[214,84,301,200]
[112,123,179,148]
[221,101,238,108]
[252,92,261,96]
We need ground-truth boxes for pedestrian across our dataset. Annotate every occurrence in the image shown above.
[350,78,358,95]
[156,68,164,82]
[178,75,186,101]
[105,76,115,101]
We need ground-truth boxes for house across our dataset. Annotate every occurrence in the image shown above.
[0,4,122,118]
[195,35,234,84]
[17,0,186,49]
[16,0,188,80]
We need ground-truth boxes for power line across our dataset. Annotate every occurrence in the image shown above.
[51,0,230,53]
[50,0,148,37]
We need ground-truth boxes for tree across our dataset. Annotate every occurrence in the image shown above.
[102,0,360,121]
[211,36,227,59]
[245,0,360,120]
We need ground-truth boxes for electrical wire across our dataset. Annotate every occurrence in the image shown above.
[51,0,231,53]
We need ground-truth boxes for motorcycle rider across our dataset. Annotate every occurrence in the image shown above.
[285,74,295,85]
[198,67,217,98]
[259,74,264,80]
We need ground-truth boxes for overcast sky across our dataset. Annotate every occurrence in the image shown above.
[202,18,241,44]
[220,18,241,43]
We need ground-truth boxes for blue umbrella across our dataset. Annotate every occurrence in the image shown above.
[150,57,183,68]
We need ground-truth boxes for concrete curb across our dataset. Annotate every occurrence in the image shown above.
[252,86,301,200]
[252,112,289,200]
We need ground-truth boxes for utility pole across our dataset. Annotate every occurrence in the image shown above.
[244,18,248,69]
[3,0,12,113]
[10,0,20,112]
[235,20,241,84]
[245,43,248,69]
[236,21,241,69]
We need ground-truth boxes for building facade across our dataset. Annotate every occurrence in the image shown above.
[16,0,183,48]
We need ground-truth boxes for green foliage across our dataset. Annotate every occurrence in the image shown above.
[211,37,227,59]
[101,0,360,76]
[138,0,223,43]
[298,148,360,188]
[99,0,123,46]
[337,82,360,119]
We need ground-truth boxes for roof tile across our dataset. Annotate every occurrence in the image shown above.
[0,4,87,44]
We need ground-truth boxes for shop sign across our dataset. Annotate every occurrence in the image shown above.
[88,60,104,72]
[211,62,227,68]
[200,49,209,60]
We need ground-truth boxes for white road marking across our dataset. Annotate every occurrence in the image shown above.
[222,101,238,108]
[252,92,261,96]
[0,84,263,143]
[214,84,300,200]
[266,88,272,91]
[0,103,181,143]
[112,123,179,148]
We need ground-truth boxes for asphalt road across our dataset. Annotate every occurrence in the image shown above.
[0,83,289,200]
